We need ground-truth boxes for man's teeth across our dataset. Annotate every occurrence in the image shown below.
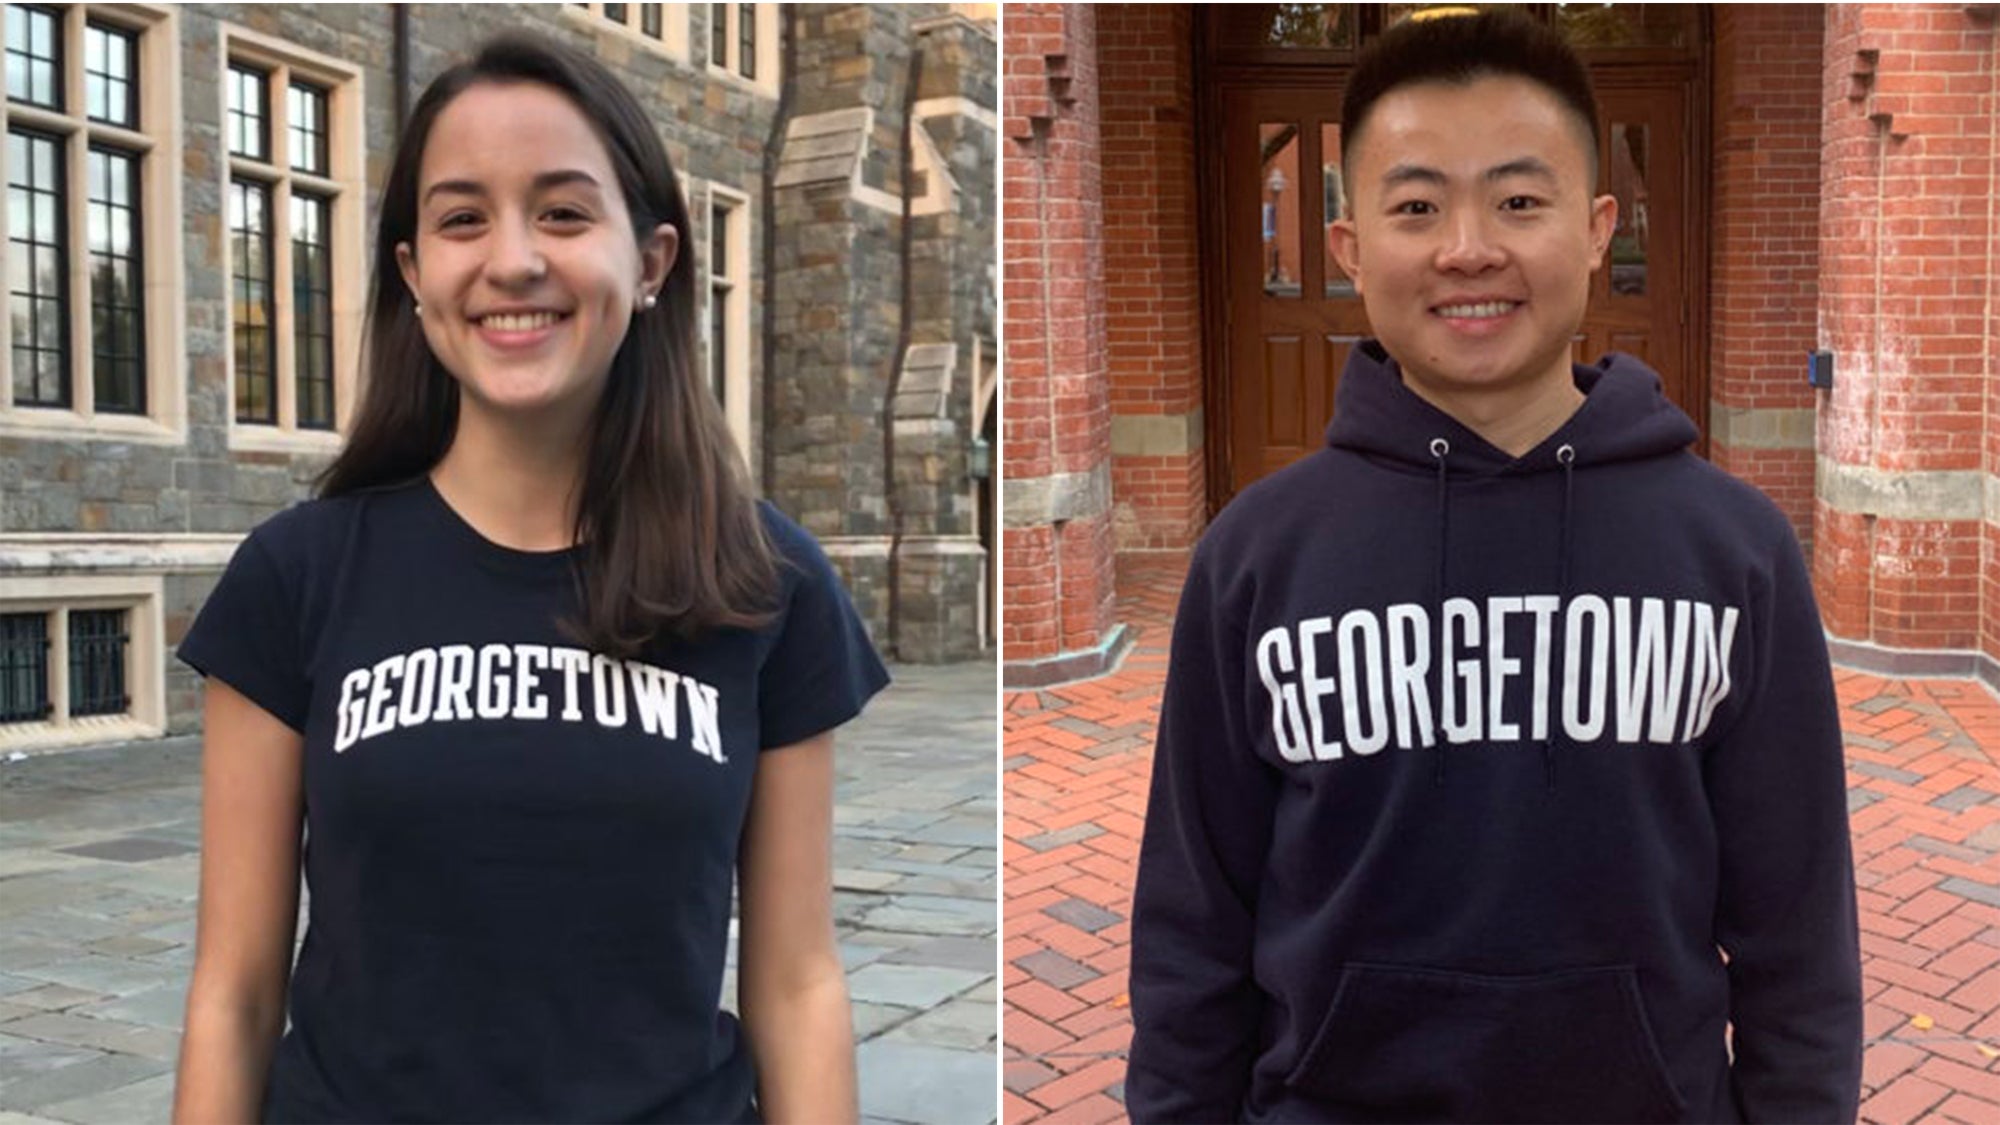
[481,312,563,331]
[1435,301,1516,319]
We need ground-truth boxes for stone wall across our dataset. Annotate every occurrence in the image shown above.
[768,5,996,662]
[0,4,994,751]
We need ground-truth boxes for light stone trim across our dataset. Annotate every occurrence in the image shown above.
[911,12,998,47]
[1710,405,1816,451]
[219,24,367,447]
[0,4,186,444]
[561,3,693,63]
[775,107,870,188]
[912,95,999,132]
[817,536,894,559]
[1003,461,1112,527]
[895,535,988,557]
[1982,476,2000,526]
[0,572,167,752]
[1815,458,1983,521]
[705,3,782,99]
[910,121,959,217]
[893,343,957,419]
[0,533,244,573]
[1111,408,1204,457]
[702,180,755,454]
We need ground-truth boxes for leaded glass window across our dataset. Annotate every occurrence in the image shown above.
[9,129,69,408]
[87,147,144,413]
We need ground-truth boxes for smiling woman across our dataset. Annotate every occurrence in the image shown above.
[170,35,887,1125]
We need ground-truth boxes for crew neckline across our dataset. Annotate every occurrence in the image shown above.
[415,473,580,580]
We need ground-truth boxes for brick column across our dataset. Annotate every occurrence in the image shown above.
[1100,3,1205,552]
[1709,5,1823,551]
[1814,4,1997,667]
[1002,3,1124,685]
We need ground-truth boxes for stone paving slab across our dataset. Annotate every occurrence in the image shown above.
[1003,552,2000,1125]
[0,659,996,1125]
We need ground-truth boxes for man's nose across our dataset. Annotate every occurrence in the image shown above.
[1433,209,1506,273]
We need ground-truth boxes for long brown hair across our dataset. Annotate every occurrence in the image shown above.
[320,36,779,655]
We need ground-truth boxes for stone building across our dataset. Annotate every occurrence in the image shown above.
[1002,3,2000,688]
[0,2,996,756]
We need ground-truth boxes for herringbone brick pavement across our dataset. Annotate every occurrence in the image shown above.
[1003,553,2000,1125]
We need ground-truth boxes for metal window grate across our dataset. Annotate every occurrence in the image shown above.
[88,146,145,414]
[0,613,51,723]
[68,609,127,717]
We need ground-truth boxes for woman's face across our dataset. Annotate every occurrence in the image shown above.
[396,81,677,430]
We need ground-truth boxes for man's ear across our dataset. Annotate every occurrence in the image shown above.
[1328,216,1365,296]
[1585,194,1619,272]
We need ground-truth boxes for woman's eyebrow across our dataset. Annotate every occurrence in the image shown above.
[421,169,604,206]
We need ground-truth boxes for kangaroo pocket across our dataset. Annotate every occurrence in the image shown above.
[1285,963,1687,1123]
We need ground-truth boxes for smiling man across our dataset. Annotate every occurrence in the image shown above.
[1127,11,1860,1123]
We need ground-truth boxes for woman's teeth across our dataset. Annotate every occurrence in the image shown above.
[1435,301,1516,319]
[481,312,563,331]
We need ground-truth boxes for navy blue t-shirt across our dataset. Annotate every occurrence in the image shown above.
[178,477,889,1123]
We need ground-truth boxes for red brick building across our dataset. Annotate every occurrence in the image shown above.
[1002,3,2000,687]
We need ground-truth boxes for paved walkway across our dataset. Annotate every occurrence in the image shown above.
[1004,553,2000,1125]
[0,659,996,1125]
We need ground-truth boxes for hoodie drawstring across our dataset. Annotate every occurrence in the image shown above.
[1430,438,1450,784]
[1429,438,1578,790]
[1544,443,1577,791]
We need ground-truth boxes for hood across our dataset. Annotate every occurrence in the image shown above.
[1325,339,1698,474]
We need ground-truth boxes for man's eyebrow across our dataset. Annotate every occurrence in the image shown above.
[421,169,604,206]
[1380,163,1447,190]
[1485,157,1559,183]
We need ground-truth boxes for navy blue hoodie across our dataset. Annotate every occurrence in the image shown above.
[1127,342,1860,1124]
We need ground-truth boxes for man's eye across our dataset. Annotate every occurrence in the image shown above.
[1393,200,1436,216]
[1502,195,1542,212]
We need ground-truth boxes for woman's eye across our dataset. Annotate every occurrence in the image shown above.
[544,206,591,224]
[439,212,481,229]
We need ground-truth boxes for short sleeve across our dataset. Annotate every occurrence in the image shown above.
[177,528,310,733]
[757,510,891,750]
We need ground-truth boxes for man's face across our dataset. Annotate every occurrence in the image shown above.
[1330,75,1616,405]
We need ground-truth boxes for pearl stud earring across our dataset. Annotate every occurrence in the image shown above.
[640,293,657,310]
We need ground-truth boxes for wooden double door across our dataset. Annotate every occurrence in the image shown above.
[1209,72,1704,506]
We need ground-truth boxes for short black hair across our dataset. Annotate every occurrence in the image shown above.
[1340,9,1600,186]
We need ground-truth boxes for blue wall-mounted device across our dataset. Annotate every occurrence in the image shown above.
[1808,350,1834,390]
